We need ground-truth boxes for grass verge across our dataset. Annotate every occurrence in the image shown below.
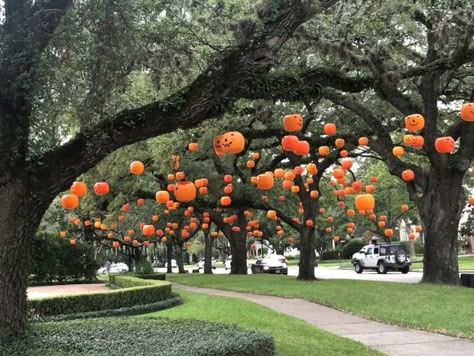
[167,274,474,339]
[144,289,381,356]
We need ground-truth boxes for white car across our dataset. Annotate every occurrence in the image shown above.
[165,259,178,268]
[97,262,129,274]
[197,258,216,269]
[352,244,411,274]
[251,254,288,275]
[224,256,232,270]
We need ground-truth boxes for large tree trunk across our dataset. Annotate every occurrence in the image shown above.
[204,231,213,274]
[418,170,464,284]
[0,181,38,336]
[229,236,248,274]
[174,243,186,274]
[166,243,173,273]
[298,226,316,280]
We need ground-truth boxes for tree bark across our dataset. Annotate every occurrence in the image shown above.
[174,242,186,274]
[166,243,173,273]
[0,180,39,336]
[298,226,317,280]
[229,236,248,275]
[204,231,213,275]
[418,170,464,284]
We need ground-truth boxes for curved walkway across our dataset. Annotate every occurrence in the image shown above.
[173,283,474,356]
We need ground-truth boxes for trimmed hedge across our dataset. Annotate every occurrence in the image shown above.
[0,317,275,355]
[33,294,183,322]
[28,276,172,318]
[135,272,167,280]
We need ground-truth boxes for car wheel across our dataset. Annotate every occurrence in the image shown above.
[251,266,256,274]
[377,262,387,274]
[395,250,407,264]
[354,262,363,274]
[400,266,409,274]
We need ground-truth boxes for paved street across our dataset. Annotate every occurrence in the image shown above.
[156,265,423,283]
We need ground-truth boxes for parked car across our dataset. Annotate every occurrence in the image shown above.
[197,258,216,270]
[165,259,178,268]
[224,256,232,270]
[97,262,129,274]
[251,255,288,275]
[152,260,166,268]
[352,244,411,274]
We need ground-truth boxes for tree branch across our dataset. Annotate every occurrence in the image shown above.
[29,0,339,199]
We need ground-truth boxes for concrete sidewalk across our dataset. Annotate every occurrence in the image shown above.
[173,283,474,356]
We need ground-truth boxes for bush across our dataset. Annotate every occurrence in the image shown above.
[399,240,424,255]
[342,238,366,259]
[321,249,342,260]
[33,294,183,322]
[29,232,98,284]
[0,317,275,356]
[135,258,154,274]
[28,276,172,319]
[135,273,166,280]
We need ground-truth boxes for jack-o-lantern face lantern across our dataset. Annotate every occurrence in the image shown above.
[460,103,474,122]
[174,181,196,202]
[404,114,425,131]
[221,131,245,154]
[403,134,416,145]
[435,136,455,153]
[213,135,225,156]
[412,135,424,147]
[257,173,274,190]
[283,114,303,132]
[401,169,415,181]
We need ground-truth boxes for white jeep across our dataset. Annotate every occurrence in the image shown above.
[352,244,411,274]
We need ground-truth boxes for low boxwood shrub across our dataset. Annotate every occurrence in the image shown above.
[134,272,166,280]
[28,276,172,318]
[33,294,183,322]
[1,317,275,356]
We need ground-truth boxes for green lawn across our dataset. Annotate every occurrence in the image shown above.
[143,289,380,356]
[411,255,474,270]
[167,274,474,339]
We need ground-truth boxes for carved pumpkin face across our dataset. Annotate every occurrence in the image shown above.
[403,134,416,145]
[257,173,274,190]
[404,114,425,131]
[213,135,225,156]
[174,181,196,202]
[412,135,424,147]
[401,169,415,181]
[318,146,330,156]
[283,114,303,132]
[221,131,245,154]
[435,136,455,153]
[460,103,474,122]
